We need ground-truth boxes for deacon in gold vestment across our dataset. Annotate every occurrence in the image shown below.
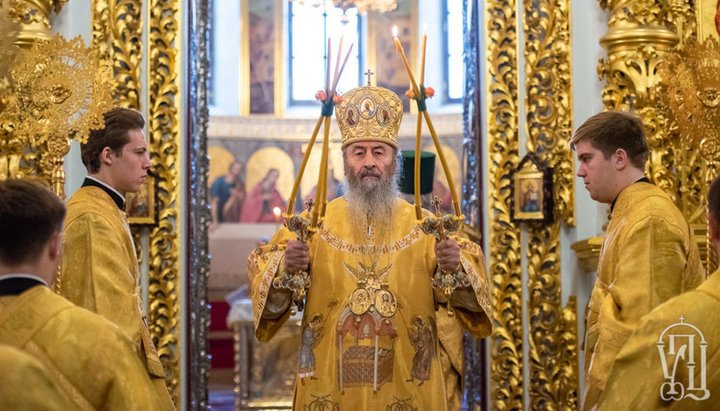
[0,286,169,410]
[598,176,720,410]
[58,108,173,407]
[0,179,166,410]
[249,84,492,410]
[0,343,74,410]
[571,112,705,410]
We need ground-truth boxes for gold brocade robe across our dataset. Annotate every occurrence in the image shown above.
[249,198,492,410]
[0,286,166,410]
[0,343,74,410]
[598,269,720,410]
[59,186,173,407]
[583,183,705,410]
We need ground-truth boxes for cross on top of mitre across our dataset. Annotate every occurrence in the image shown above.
[365,69,374,86]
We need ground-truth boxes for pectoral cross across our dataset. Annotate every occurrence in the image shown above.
[365,69,374,86]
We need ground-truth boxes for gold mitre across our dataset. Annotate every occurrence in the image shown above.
[336,84,403,149]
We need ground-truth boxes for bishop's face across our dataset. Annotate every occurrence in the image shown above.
[343,141,396,190]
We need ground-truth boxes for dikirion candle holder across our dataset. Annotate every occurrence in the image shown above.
[272,38,353,315]
[393,25,468,315]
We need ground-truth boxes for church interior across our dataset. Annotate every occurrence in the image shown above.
[1,0,718,409]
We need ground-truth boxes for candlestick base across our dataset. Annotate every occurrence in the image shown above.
[272,270,311,315]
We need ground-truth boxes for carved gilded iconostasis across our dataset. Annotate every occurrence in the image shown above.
[4,0,720,409]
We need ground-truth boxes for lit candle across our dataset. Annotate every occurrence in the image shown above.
[420,25,427,85]
[392,26,420,96]
[273,206,282,230]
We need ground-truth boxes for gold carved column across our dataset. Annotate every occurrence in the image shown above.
[92,0,182,402]
[486,0,579,407]
[147,0,181,401]
[485,0,523,409]
[523,0,578,408]
[92,0,142,108]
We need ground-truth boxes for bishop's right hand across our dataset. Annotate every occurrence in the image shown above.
[285,239,310,273]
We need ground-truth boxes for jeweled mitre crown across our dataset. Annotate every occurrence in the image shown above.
[336,84,403,149]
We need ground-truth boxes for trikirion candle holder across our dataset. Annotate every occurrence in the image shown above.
[393,25,469,315]
[272,38,354,316]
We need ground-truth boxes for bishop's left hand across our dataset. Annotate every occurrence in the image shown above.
[435,238,461,272]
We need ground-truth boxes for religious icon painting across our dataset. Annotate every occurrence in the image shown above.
[350,288,372,315]
[345,105,359,127]
[376,103,392,127]
[359,96,376,119]
[374,289,397,317]
[127,173,158,227]
[510,152,554,224]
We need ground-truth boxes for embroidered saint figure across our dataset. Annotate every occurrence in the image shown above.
[408,316,435,385]
[298,314,324,380]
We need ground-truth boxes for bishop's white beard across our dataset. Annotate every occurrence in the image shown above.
[342,160,399,232]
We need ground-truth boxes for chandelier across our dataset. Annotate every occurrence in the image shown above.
[332,0,397,14]
[291,0,397,15]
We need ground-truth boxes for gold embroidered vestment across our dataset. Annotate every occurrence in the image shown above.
[0,286,166,410]
[598,269,720,410]
[249,198,492,410]
[60,186,173,408]
[583,183,705,409]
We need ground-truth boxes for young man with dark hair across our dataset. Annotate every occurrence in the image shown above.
[598,176,720,410]
[0,179,165,409]
[59,107,174,408]
[571,111,705,410]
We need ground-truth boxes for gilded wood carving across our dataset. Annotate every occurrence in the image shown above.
[523,0,577,408]
[485,0,523,408]
[148,0,181,402]
[91,0,142,108]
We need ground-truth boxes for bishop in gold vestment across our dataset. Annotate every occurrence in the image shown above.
[60,181,173,408]
[250,199,491,410]
[0,283,166,410]
[597,268,720,410]
[583,182,704,407]
[250,83,491,409]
